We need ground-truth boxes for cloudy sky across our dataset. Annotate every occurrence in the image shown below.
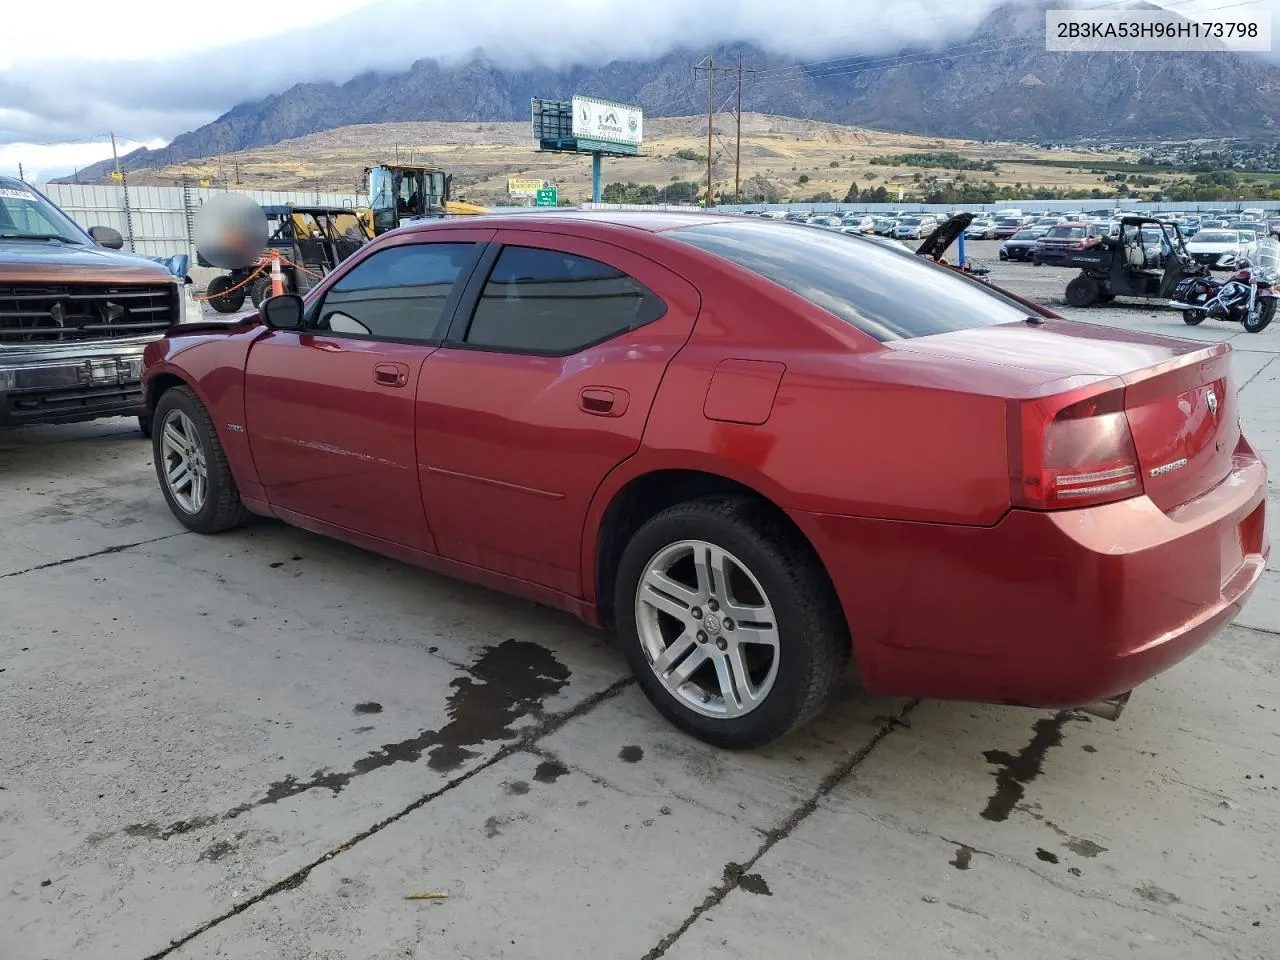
[2,0,1274,181]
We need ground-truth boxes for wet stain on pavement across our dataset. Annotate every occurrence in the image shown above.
[198,839,235,862]
[505,780,531,795]
[1135,882,1180,905]
[533,758,570,784]
[980,712,1075,822]
[950,844,975,871]
[127,640,570,838]
[1065,837,1107,858]
[619,745,644,763]
[722,861,771,895]
[1035,848,1060,864]
[353,702,383,715]
[738,873,772,896]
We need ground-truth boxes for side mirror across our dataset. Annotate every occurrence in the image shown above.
[88,226,124,249]
[259,293,304,330]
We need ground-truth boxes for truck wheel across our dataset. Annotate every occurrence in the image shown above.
[206,275,245,313]
[152,386,251,534]
[248,276,273,308]
[137,413,152,438]
[613,497,850,749]
[1065,274,1099,307]
[1243,298,1277,334]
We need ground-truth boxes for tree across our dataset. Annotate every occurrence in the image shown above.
[798,174,810,184]
[842,181,860,203]
[871,185,888,202]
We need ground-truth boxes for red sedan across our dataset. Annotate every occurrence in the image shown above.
[144,212,1268,748]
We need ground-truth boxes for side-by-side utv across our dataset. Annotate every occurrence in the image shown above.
[1062,216,1208,307]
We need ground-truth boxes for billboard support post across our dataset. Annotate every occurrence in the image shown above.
[592,153,602,203]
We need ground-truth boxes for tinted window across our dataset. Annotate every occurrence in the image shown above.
[669,220,1027,342]
[1194,231,1238,242]
[464,245,664,354]
[315,243,474,340]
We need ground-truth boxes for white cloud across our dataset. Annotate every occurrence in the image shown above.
[8,0,1279,175]
[0,137,166,185]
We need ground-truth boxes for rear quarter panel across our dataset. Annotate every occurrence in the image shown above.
[143,322,267,500]
[623,253,1034,526]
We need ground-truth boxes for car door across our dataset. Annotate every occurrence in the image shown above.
[244,232,491,550]
[417,230,701,596]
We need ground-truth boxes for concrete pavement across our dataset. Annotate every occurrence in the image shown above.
[2,253,1279,959]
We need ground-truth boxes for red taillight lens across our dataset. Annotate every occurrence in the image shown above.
[1010,387,1143,510]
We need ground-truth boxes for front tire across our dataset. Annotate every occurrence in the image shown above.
[1183,309,1205,326]
[1243,298,1277,334]
[1065,274,1100,307]
[614,498,850,749]
[152,386,251,534]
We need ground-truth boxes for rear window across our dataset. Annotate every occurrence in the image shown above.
[667,220,1028,342]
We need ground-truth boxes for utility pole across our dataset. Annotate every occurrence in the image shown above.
[694,55,755,208]
[735,54,743,201]
[705,55,714,208]
[110,131,123,183]
[17,162,23,183]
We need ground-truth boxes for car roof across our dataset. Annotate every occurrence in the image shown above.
[394,210,746,236]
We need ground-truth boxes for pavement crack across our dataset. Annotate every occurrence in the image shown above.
[640,699,921,960]
[137,675,634,960]
[0,532,187,581]
[1239,354,1279,392]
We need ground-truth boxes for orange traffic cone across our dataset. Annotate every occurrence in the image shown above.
[270,250,284,297]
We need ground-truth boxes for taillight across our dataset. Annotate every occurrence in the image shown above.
[1009,385,1143,510]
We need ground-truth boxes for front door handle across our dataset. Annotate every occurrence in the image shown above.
[373,361,410,388]
[579,386,629,417]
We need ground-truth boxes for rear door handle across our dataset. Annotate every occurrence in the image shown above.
[373,361,410,388]
[579,386,629,417]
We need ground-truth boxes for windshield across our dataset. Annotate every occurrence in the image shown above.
[900,218,921,226]
[1046,225,1088,239]
[1194,231,1240,243]
[0,183,87,243]
[1011,230,1040,240]
[667,220,1028,342]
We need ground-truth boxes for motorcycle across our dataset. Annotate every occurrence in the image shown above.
[1171,238,1280,334]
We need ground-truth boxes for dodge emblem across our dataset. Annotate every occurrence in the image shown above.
[1207,388,1218,419]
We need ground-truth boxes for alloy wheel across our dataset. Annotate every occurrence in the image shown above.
[634,539,781,719]
[160,409,208,514]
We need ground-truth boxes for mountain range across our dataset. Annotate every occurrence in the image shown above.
[62,2,1280,183]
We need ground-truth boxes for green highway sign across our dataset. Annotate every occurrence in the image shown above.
[535,187,558,207]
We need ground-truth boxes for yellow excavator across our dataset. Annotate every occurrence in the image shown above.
[365,163,490,235]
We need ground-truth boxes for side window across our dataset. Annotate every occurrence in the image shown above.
[313,243,475,341]
[463,245,665,354]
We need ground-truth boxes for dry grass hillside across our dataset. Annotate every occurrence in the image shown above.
[119,113,1140,204]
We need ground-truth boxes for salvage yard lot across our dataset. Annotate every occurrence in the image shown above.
[4,246,1280,960]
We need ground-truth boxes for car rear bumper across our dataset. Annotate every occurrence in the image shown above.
[0,342,148,426]
[798,445,1268,707]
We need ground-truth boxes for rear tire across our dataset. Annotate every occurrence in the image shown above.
[613,497,850,749]
[1243,298,1277,334]
[248,275,273,308]
[152,386,251,534]
[1065,274,1100,307]
[206,275,245,314]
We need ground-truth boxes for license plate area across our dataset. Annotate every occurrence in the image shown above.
[81,355,143,386]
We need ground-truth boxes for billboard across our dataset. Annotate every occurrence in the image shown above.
[571,96,643,150]
[507,177,544,196]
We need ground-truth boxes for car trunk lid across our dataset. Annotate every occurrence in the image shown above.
[1122,348,1236,512]
[892,320,1236,511]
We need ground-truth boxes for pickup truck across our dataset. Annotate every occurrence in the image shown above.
[0,176,196,432]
